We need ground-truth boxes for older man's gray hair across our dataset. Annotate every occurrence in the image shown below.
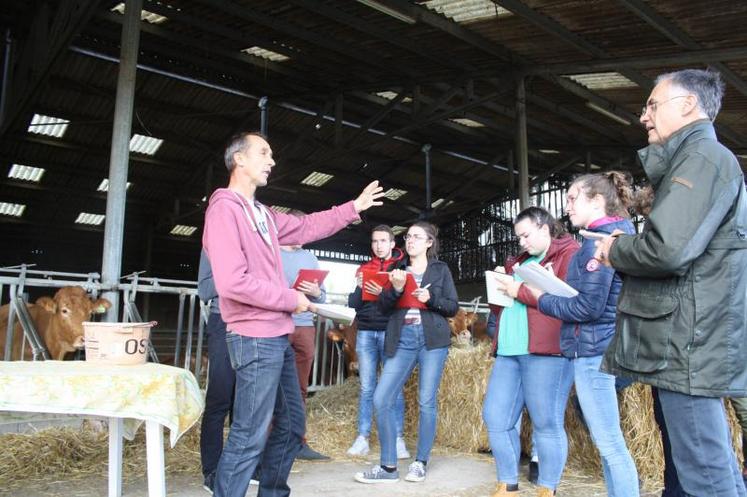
[656,69,725,121]
[223,131,266,172]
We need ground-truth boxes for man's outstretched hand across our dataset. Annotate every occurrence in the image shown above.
[353,181,385,213]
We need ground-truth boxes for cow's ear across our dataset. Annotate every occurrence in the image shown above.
[36,296,57,313]
[92,298,112,314]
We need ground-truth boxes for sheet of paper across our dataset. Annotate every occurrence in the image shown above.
[313,303,356,325]
[485,270,515,307]
[513,261,578,297]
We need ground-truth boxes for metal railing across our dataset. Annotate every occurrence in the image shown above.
[0,266,348,392]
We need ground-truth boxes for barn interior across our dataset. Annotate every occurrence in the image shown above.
[1,0,746,289]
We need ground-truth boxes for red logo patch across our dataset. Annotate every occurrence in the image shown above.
[586,258,601,272]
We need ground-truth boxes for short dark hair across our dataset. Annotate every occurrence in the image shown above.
[656,69,725,121]
[371,224,394,242]
[224,131,267,172]
[514,206,567,238]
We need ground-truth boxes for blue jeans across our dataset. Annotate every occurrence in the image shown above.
[200,313,236,477]
[658,388,747,497]
[483,354,573,488]
[373,324,449,466]
[653,387,685,497]
[356,329,405,437]
[574,355,639,497]
[214,334,305,497]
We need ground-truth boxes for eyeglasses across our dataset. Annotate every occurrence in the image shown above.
[404,233,428,242]
[640,95,690,117]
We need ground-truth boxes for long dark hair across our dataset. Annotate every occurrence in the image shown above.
[514,206,567,238]
[409,221,440,260]
[573,171,653,217]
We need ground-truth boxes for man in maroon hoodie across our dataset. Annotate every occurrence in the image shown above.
[202,131,384,497]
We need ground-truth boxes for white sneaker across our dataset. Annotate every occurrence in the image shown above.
[405,460,426,482]
[347,435,370,456]
[396,436,410,459]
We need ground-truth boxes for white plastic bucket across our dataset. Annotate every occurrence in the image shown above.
[83,321,157,365]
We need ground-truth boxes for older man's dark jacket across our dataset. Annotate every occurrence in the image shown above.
[602,120,747,397]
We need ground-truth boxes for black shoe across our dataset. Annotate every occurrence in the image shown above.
[528,461,538,485]
[202,472,215,495]
[297,443,330,460]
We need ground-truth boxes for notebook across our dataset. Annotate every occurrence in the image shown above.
[291,269,329,290]
[361,270,391,301]
[485,269,515,307]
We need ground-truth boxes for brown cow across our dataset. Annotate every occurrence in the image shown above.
[327,321,358,376]
[0,286,111,360]
[448,308,491,346]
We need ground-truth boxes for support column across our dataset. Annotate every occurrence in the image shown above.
[101,0,142,321]
[585,151,592,173]
[506,148,515,195]
[0,29,13,129]
[515,77,530,209]
[258,96,268,136]
[422,143,432,219]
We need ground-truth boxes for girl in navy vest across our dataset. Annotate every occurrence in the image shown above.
[533,171,642,497]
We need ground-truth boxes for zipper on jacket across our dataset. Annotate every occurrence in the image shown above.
[575,324,580,358]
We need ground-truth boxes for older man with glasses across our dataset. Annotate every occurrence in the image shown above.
[596,69,747,497]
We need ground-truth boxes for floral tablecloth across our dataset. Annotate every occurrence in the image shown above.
[0,361,204,447]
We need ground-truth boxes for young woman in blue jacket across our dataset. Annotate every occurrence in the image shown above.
[532,171,641,497]
[354,221,458,485]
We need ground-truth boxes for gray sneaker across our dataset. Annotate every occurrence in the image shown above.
[405,460,426,482]
[354,465,400,484]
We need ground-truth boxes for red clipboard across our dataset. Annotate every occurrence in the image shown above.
[361,270,391,301]
[291,269,329,290]
[396,273,428,309]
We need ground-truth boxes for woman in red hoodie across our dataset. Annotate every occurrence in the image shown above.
[482,206,579,497]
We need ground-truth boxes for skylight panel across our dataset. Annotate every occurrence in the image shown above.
[170,224,198,236]
[129,134,163,155]
[111,3,168,24]
[242,46,290,62]
[0,202,25,217]
[8,164,45,182]
[300,171,334,187]
[384,188,407,200]
[564,72,638,90]
[375,91,413,103]
[28,114,68,137]
[392,225,407,235]
[422,0,511,22]
[97,178,132,192]
[450,117,486,128]
[271,205,292,214]
[431,198,455,208]
[75,212,105,226]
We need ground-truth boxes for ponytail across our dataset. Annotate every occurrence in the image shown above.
[573,171,648,218]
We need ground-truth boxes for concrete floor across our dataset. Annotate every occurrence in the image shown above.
[5,455,659,497]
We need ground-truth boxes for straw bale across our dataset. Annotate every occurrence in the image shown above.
[0,421,202,490]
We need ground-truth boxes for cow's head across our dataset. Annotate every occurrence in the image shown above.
[447,308,478,338]
[327,322,358,375]
[37,286,112,348]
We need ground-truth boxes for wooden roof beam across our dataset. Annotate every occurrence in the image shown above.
[617,0,747,97]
